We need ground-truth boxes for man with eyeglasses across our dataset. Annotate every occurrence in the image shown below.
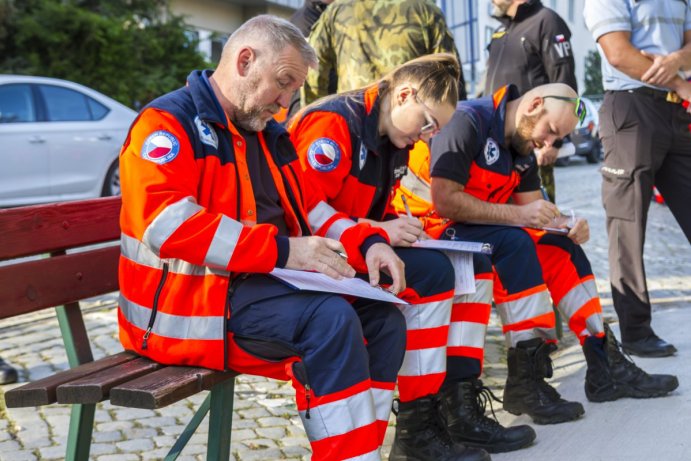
[396,82,678,433]
[585,0,691,359]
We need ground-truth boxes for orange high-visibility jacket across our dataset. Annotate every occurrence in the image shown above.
[118,70,386,370]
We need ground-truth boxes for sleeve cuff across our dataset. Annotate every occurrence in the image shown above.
[275,236,290,268]
[359,235,388,258]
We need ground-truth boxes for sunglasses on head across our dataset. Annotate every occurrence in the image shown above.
[542,95,587,124]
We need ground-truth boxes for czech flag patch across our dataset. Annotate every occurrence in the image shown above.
[307,138,342,172]
[141,131,180,165]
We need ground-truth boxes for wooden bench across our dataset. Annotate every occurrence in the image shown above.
[0,197,239,461]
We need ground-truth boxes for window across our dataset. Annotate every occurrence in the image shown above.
[211,34,228,64]
[568,0,575,21]
[0,84,36,123]
[87,97,109,120]
[39,85,92,122]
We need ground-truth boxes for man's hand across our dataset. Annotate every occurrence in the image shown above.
[640,50,683,87]
[374,217,424,247]
[286,236,355,279]
[670,79,691,114]
[365,242,406,295]
[519,199,561,228]
[567,218,590,245]
[535,145,559,166]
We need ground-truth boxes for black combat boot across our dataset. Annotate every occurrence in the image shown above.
[583,324,679,402]
[389,396,491,461]
[503,338,585,425]
[438,379,536,453]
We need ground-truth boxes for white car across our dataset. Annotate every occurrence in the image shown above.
[0,75,137,206]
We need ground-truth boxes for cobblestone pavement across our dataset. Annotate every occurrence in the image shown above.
[1,160,689,460]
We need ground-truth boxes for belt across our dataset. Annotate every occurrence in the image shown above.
[624,87,682,104]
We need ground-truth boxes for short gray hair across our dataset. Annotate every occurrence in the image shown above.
[223,15,317,67]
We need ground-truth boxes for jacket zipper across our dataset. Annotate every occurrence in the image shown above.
[142,262,169,349]
[292,361,313,419]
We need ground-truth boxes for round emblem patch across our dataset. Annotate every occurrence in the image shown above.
[307,138,341,172]
[141,131,180,164]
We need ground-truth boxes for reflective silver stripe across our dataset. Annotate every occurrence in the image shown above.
[308,200,338,233]
[398,299,452,331]
[448,321,487,348]
[585,312,605,336]
[119,294,225,340]
[121,233,229,277]
[453,279,492,305]
[325,217,356,241]
[581,279,599,300]
[143,196,203,253]
[557,279,600,322]
[505,327,557,347]
[343,449,381,461]
[299,389,376,442]
[398,346,446,377]
[495,290,552,326]
[371,387,394,424]
[203,215,243,269]
[399,170,432,204]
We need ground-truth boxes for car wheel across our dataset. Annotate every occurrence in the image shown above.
[555,157,570,167]
[102,161,120,196]
[586,144,601,164]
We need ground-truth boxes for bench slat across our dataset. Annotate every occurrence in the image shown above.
[56,357,163,404]
[110,366,238,409]
[4,351,138,407]
[0,246,120,320]
[0,197,121,261]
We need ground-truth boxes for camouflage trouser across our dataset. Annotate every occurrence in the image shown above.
[540,164,556,203]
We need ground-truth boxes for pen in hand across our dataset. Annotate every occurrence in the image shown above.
[401,194,413,218]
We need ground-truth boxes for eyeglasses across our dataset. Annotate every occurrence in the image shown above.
[414,94,440,135]
[542,95,587,124]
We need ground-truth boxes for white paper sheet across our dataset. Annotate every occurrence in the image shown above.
[269,268,408,304]
[441,251,476,295]
[412,239,492,254]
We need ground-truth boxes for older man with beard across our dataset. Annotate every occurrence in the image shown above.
[396,83,678,437]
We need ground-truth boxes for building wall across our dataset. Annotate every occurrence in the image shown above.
[169,0,297,62]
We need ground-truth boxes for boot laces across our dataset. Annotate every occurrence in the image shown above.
[607,332,649,378]
[468,381,504,428]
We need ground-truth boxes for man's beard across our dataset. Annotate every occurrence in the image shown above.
[234,73,280,132]
[510,109,545,156]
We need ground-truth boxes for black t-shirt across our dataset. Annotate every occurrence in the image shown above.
[239,127,290,236]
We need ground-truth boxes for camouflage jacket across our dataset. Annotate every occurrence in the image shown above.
[302,0,466,105]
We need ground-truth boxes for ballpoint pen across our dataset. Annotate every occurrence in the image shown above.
[401,194,413,218]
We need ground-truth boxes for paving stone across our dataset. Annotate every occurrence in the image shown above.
[96,420,136,432]
[96,454,140,461]
[256,416,291,427]
[37,444,67,460]
[137,415,179,428]
[121,427,158,439]
[116,437,155,452]
[0,450,37,461]
[89,442,119,456]
[255,427,286,439]
[92,430,123,443]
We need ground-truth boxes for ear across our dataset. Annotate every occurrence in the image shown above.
[236,47,254,77]
[396,84,414,106]
[525,96,544,116]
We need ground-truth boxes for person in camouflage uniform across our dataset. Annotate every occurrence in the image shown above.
[301,0,467,106]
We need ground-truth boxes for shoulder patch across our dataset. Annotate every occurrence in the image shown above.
[358,142,368,170]
[307,138,342,172]
[141,131,180,164]
[194,115,218,149]
[484,138,500,166]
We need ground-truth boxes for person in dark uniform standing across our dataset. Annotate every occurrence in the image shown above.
[585,0,691,357]
[484,0,577,203]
